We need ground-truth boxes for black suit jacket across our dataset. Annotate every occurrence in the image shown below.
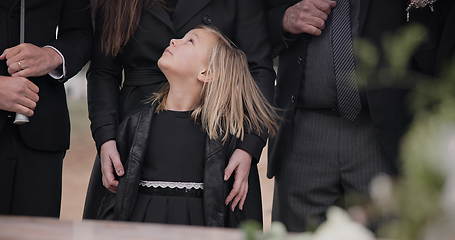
[266,0,455,177]
[87,0,275,161]
[0,0,92,151]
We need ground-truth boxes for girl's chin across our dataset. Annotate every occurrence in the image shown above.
[157,58,170,70]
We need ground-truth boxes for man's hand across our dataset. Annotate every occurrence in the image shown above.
[0,43,63,78]
[224,149,252,212]
[283,0,336,36]
[100,140,125,193]
[0,76,39,116]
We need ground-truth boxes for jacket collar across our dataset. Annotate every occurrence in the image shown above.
[146,4,175,32]
[173,0,211,31]
[147,0,212,32]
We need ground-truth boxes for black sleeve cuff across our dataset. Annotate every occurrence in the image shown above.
[267,4,308,56]
[93,124,117,152]
[237,133,267,164]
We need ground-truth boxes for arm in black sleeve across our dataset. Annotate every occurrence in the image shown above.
[50,0,93,82]
[266,0,305,57]
[87,12,123,152]
[234,0,276,163]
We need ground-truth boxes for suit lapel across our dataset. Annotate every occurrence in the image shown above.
[146,3,175,32]
[173,0,211,31]
[359,0,371,32]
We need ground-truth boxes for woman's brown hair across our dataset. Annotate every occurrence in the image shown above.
[96,0,161,56]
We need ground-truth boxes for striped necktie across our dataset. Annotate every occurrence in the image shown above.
[331,0,362,121]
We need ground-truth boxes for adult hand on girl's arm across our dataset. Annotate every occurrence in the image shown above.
[224,149,252,211]
[100,140,124,193]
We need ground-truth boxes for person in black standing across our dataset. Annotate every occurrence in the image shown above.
[95,26,279,226]
[266,0,410,232]
[267,0,455,232]
[0,0,92,217]
[83,0,275,225]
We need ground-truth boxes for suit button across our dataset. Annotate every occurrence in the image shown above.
[290,95,296,104]
[297,56,304,65]
[202,15,213,25]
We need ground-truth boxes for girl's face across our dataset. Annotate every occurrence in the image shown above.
[158,28,218,83]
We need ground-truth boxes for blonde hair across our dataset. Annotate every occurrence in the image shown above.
[153,26,279,142]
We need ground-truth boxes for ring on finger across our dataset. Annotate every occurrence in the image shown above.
[17,61,25,70]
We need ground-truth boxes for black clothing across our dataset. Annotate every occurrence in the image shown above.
[272,109,387,231]
[266,0,455,232]
[85,0,271,223]
[0,0,92,152]
[130,110,206,225]
[141,110,205,182]
[129,111,206,226]
[409,0,455,76]
[266,0,404,232]
[0,0,92,217]
[92,104,252,227]
[266,0,408,178]
[165,0,178,19]
[0,121,65,217]
[87,0,275,161]
[130,192,205,225]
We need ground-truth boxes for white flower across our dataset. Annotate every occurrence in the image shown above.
[310,207,376,240]
[370,174,395,213]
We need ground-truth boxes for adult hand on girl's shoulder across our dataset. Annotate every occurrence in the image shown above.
[100,140,124,193]
[224,149,252,212]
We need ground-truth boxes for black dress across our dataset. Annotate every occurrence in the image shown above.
[129,110,207,225]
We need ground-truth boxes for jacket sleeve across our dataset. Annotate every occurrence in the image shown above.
[265,1,305,57]
[234,0,276,163]
[50,0,93,82]
[87,11,123,152]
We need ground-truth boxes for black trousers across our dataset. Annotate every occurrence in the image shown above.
[0,119,65,217]
[272,109,388,232]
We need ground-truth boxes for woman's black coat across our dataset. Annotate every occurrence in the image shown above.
[84,0,273,224]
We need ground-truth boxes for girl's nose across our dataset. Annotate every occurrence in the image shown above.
[170,39,176,46]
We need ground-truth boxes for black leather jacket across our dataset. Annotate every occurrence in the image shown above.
[95,104,245,227]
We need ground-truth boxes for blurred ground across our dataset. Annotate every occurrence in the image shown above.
[60,97,275,229]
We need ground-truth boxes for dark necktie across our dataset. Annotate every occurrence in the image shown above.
[331,0,361,121]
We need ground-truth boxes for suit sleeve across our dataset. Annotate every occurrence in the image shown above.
[265,1,305,57]
[50,0,93,82]
[234,0,276,163]
[87,11,123,152]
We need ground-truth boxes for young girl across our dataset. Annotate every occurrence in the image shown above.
[96,26,278,227]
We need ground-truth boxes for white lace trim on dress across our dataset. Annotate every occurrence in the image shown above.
[139,180,204,190]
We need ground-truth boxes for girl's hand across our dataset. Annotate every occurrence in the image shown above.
[100,140,124,193]
[224,149,252,212]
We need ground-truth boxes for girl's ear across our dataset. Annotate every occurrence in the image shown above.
[197,69,211,83]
